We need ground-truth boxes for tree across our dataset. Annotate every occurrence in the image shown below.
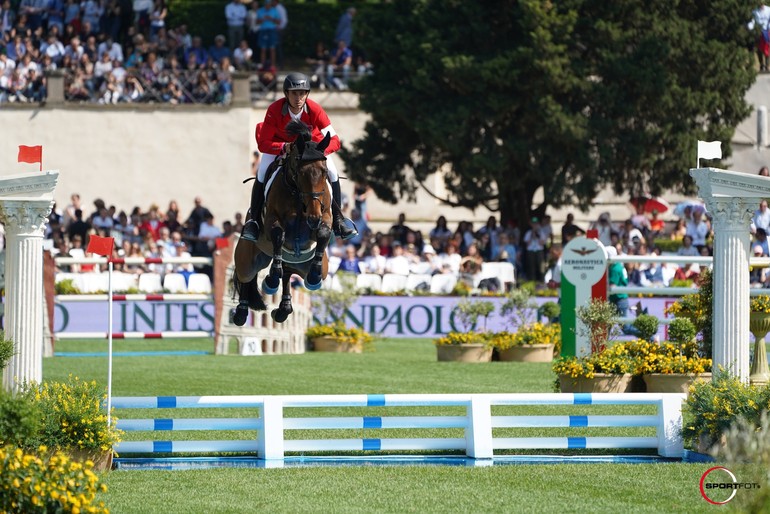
[340,0,756,226]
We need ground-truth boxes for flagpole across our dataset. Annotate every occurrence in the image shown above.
[107,259,114,428]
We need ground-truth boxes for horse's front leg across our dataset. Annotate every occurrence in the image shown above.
[306,223,332,290]
[262,224,285,295]
[271,275,294,323]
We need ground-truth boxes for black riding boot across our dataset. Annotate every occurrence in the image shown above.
[331,180,357,240]
[241,180,265,242]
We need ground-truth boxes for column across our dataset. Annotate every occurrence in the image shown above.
[1,199,53,391]
[709,197,753,382]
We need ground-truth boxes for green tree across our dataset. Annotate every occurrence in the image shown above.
[340,0,755,225]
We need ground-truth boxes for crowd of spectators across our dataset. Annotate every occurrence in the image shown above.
[0,0,372,105]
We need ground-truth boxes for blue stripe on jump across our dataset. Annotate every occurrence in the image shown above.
[154,419,174,431]
[153,441,173,453]
[573,393,592,405]
[363,439,381,451]
[157,397,177,408]
[568,437,587,449]
[569,415,588,427]
[363,417,382,429]
[367,394,386,406]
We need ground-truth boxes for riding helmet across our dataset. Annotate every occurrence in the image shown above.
[283,72,311,92]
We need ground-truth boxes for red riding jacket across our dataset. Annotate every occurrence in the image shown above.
[256,98,341,156]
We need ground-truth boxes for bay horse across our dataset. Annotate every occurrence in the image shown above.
[232,120,333,325]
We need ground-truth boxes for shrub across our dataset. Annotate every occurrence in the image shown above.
[538,301,561,322]
[54,278,80,295]
[682,369,770,452]
[23,376,121,453]
[668,318,697,345]
[0,390,41,448]
[0,445,108,513]
[453,299,495,332]
[552,342,634,379]
[305,321,373,348]
[499,288,537,330]
[433,332,492,346]
[576,299,620,354]
[489,323,561,352]
[0,332,13,371]
[632,314,659,342]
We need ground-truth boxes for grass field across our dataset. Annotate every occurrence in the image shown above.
[44,338,722,513]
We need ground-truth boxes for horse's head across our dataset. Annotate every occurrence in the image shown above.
[285,120,332,230]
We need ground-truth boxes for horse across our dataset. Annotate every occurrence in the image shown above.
[232,119,333,325]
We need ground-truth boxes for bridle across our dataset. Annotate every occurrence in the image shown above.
[282,146,329,228]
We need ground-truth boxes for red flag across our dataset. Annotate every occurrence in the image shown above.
[86,235,114,257]
[215,237,229,249]
[18,145,43,171]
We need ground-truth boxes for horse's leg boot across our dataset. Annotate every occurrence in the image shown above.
[241,180,266,242]
[331,180,358,241]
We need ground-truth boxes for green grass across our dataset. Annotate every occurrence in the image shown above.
[43,338,716,513]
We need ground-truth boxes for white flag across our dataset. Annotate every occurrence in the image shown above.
[697,140,722,161]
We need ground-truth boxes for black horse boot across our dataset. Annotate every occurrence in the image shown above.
[331,180,357,240]
[241,180,265,242]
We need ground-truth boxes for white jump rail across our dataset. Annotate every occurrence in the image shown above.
[111,392,686,460]
[54,256,214,266]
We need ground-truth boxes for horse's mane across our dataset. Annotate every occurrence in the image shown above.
[285,119,312,142]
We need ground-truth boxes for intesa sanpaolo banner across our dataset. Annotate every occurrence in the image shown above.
[54,295,679,339]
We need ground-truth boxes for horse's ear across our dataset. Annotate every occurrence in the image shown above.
[317,131,331,153]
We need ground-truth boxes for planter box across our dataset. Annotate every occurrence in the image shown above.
[643,373,712,393]
[436,344,492,363]
[559,373,633,393]
[311,336,363,354]
[498,343,555,363]
[68,448,114,472]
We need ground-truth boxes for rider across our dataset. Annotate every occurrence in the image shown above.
[241,72,358,242]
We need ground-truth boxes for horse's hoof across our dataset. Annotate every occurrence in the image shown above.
[271,308,290,323]
[262,277,279,295]
[305,276,322,291]
[231,305,248,327]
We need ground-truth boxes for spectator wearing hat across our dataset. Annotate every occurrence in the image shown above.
[523,217,547,282]
[209,34,231,64]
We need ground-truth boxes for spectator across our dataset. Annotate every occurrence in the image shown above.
[755,227,770,256]
[326,39,352,89]
[208,34,231,64]
[751,245,767,287]
[428,215,452,254]
[436,241,461,274]
[1,1,16,35]
[232,39,253,70]
[256,0,279,69]
[385,242,410,275]
[185,195,212,234]
[591,212,614,247]
[560,212,583,243]
[149,0,166,40]
[648,209,665,240]
[184,36,208,68]
[685,209,710,252]
[133,0,152,34]
[676,235,700,257]
[274,0,287,66]
[620,219,645,253]
[605,245,638,336]
[670,218,687,240]
[362,243,386,275]
[224,0,246,51]
[334,6,355,46]
[245,1,260,51]
[749,3,770,72]
[67,208,91,242]
[523,217,547,282]
[753,199,770,234]
[760,166,770,177]
[338,244,361,274]
[347,208,368,249]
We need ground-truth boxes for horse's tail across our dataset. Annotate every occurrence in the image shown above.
[285,119,312,141]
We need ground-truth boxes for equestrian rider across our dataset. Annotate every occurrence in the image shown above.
[241,72,358,242]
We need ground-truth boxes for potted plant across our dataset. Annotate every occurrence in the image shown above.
[306,272,373,353]
[552,342,635,393]
[636,318,712,393]
[749,294,770,385]
[553,299,632,392]
[433,299,495,362]
[491,323,561,363]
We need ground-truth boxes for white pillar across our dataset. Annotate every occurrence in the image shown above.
[0,171,58,392]
[1,199,53,390]
[710,197,753,381]
[691,168,770,383]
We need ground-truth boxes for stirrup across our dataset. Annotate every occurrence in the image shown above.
[241,219,261,242]
[334,216,358,241]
